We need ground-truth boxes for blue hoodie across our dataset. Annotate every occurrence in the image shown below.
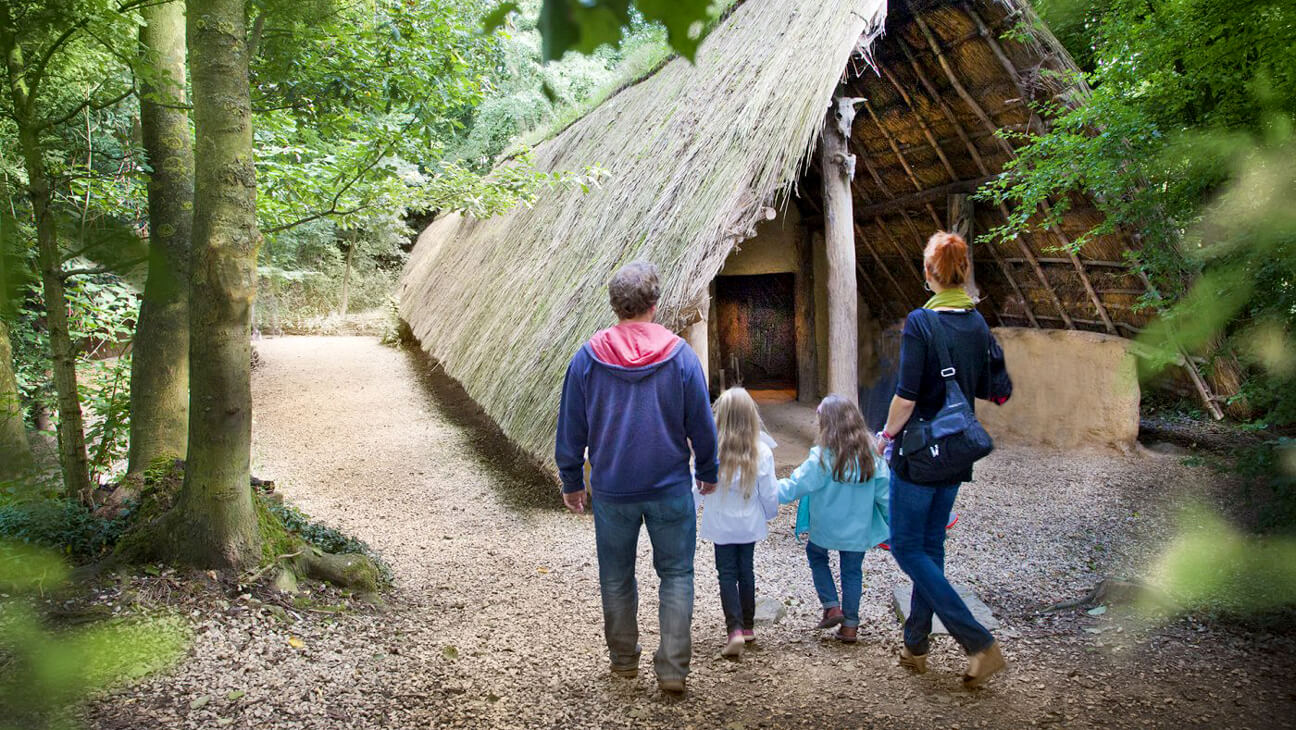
[555,325,718,504]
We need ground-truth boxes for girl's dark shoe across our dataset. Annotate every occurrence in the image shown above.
[899,647,928,674]
[814,607,844,629]
[834,625,858,643]
[963,641,1006,688]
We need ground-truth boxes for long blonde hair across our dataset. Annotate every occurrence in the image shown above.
[714,387,762,498]
[816,394,875,482]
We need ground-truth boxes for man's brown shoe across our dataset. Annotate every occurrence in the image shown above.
[814,607,844,629]
[834,625,858,643]
[962,641,1006,688]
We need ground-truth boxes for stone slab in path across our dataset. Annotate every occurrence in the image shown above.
[891,583,1000,633]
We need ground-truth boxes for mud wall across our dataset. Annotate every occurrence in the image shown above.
[976,327,1139,449]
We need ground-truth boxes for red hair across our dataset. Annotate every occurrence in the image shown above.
[924,231,970,288]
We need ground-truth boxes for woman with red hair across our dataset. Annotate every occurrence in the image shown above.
[876,231,1007,687]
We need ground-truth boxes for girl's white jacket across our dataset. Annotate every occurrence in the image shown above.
[694,440,779,545]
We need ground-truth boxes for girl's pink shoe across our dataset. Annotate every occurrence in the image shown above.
[742,629,755,643]
[721,630,745,659]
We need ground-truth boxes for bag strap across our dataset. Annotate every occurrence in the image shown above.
[922,309,958,381]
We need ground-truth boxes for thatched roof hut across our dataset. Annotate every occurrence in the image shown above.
[400,0,1222,470]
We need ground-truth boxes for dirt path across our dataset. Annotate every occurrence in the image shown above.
[92,336,1295,729]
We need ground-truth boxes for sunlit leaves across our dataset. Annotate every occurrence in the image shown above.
[490,0,714,62]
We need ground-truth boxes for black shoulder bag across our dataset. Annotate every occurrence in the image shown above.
[896,310,994,484]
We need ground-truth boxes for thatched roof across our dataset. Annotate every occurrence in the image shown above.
[400,0,1157,470]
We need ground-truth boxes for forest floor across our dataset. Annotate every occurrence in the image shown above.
[89,336,1296,729]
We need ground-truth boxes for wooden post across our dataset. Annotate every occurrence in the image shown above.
[795,232,818,403]
[820,96,860,403]
[706,280,720,394]
[683,295,709,392]
[947,193,980,301]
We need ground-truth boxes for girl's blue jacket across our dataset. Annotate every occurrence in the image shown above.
[778,447,891,552]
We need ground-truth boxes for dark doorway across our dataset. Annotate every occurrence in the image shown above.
[715,274,797,391]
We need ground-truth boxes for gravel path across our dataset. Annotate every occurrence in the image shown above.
[90,336,1296,729]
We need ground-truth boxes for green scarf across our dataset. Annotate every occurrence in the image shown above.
[923,287,975,310]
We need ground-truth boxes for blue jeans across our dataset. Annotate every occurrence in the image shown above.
[591,492,696,680]
[805,541,865,627]
[713,542,755,635]
[888,473,995,655]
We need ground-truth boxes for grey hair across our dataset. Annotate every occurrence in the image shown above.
[608,261,661,320]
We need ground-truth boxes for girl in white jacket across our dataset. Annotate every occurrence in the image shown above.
[695,387,779,659]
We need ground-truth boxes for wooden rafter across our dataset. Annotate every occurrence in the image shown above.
[872,217,927,290]
[900,11,1069,327]
[955,3,1119,335]
[854,222,912,310]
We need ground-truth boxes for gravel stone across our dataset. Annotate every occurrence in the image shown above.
[84,336,1296,730]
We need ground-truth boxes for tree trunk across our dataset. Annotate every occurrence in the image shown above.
[0,11,94,499]
[820,98,859,403]
[129,0,194,475]
[166,0,260,568]
[338,238,353,317]
[794,231,817,403]
[0,319,32,478]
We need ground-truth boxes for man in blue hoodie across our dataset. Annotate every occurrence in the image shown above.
[555,261,718,695]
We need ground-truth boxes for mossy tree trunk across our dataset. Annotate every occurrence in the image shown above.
[129,0,194,475]
[164,0,260,568]
[0,319,32,478]
[0,8,93,500]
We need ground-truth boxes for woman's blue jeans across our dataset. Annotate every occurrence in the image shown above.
[713,542,755,634]
[888,473,995,656]
[805,541,865,627]
[591,491,696,681]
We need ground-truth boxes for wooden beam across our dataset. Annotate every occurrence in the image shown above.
[852,175,999,220]
[682,295,709,389]
[951,2,1120,336]
[795,233,818,403]
[871,219,926,291]
[947,193,983,301]
[904,5,1071,327]
[1001,257,1130,268]
[853,223,910,316]
[821,96,860,402]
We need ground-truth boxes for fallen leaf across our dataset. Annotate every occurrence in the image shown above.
[226,690,245,701]
[288,636,305,649]
[1087,605,1108,616]
[443,645,459,660]
[537,566,550,574]
[189,695,210,710]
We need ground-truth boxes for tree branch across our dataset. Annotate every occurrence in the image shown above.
[59,257,147,280]
[38,85,136,132]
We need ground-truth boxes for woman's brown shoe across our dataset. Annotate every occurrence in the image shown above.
[833,625,858,643]
[899,647,928,674]
[962,641,1006,688]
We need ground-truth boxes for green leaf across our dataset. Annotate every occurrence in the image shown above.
[482,2,521,34]
[634,0,713,62]
[538,0,632,61]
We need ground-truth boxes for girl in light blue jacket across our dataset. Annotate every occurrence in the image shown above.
[778,394,891,643]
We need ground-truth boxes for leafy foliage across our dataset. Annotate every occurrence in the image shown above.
[0,499,127,560]
[0,541,187,730]
[980,0,1296,530]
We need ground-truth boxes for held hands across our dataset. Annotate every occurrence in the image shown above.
[697,480,717,495]
[563,489,588,514]
[874,431,891,456]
